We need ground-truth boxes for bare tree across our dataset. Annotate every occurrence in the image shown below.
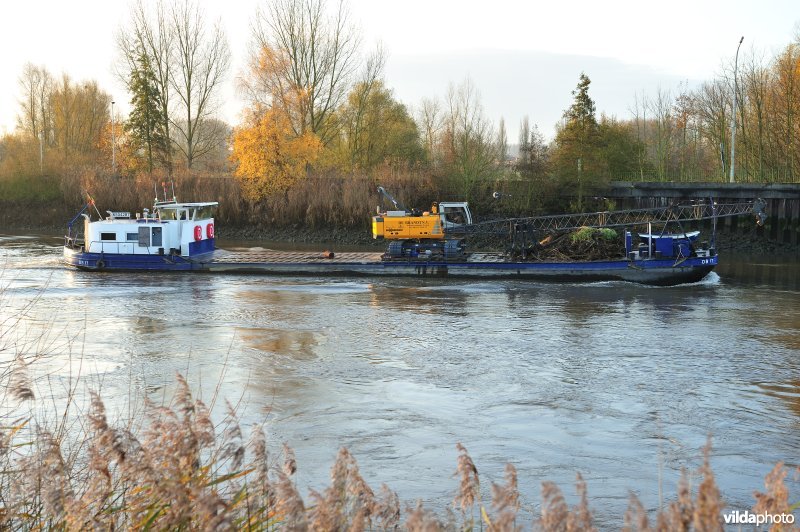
[647,87,674,180]
[17,64,50,141]
[518,115,530,166]
[441,78,498,199]
[673,81,694,179]
[628,91,648,180]
[416,96,442,166]
[169,0,231,169]
[17,67,111,163]
[693,79,731,177]
[117,0,176,173]
[246,0,361,145]
[116,0,229,170]
[741,49,770,179]
[770,44,799,178]
[340,44,386,168]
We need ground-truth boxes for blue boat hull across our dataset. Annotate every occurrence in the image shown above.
[63,246,206,271]
[63,246,717,286]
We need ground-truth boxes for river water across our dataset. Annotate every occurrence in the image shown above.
[2,233,799,527]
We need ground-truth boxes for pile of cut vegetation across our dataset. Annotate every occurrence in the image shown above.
[531,227,624,261]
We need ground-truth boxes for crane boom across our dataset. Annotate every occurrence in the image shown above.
[460,199,766,236]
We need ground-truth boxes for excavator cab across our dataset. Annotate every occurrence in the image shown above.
[438,202,472,228]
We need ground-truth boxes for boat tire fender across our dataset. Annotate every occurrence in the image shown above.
[96,259,105,270]
[194,225,202,241]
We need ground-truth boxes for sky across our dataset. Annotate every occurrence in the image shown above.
[1,0,798,142]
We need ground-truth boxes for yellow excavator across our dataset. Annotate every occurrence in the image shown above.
[371,186,473,259]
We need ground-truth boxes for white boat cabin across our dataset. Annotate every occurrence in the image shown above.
[82,201,218,258]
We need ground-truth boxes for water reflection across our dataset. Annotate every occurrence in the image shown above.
[717,253,800,290]
[131,315,167,335]
[367,283,470,317]
[237,327,319,359]
[757,381,800,419]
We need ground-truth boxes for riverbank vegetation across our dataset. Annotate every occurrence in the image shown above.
[1,0,800,229]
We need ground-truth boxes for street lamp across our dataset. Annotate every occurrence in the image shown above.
[111,99,116,173]
[729,36,744,183]
[39,130,43,175]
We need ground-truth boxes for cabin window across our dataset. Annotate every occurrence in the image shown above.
[100,232,117,241]
[126,232,138,242]
[179,210,188,220]
[443,208,466,224]
[152,227,163,247]
[159,209,177,221]
[138,227,150,247]
[196,206,215,219]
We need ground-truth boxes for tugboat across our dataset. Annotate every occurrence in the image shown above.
[63,189,217,271]
[63,187,766,286]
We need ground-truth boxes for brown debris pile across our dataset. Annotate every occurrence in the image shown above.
[520,227,625,261]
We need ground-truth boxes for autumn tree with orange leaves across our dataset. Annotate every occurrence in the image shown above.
[230,109,321,199]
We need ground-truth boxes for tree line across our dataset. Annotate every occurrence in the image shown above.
[1,0,799,225]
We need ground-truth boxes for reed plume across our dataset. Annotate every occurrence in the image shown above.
[657,468,693,531]
[753,462,793,531]
[566,473,594,531]
[8,355,34,402]
[692,440,723,532]
[283,442,297,477]
[275,470,308,531]
[453,442,480,514]
[308,446,375,530]
[622,493,650,532]
[374,483,401,530]
[489,463,521,531]
[539,481,568,531]
[405,500,444,531]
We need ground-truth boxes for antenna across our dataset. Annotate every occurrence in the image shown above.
[161,181,168,202]
[171,181,177,202]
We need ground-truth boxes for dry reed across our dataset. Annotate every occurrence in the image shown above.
[754,462,795,532]
[0,365,795,530]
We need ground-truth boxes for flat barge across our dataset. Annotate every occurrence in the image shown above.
[62,192,764,286]
[63,246,716,286]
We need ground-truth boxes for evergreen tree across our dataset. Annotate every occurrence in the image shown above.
[551,72,601,211]
[497,117,508,163]
[125,49,170,173]
[565,72,597,128]
[528,124,549,175]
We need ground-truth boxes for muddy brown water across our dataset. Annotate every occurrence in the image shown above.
[2,233,799,526]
